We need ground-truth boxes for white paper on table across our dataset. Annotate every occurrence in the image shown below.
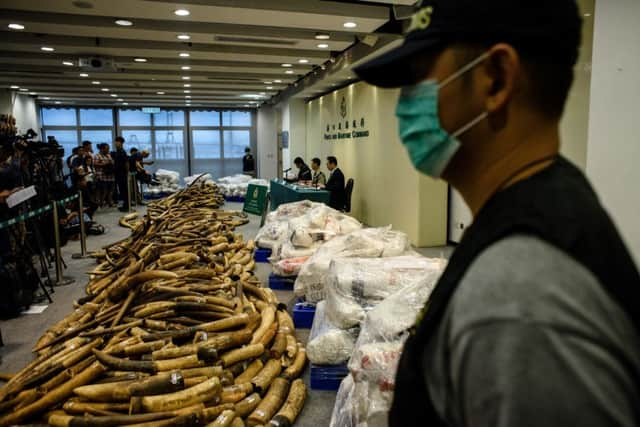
[6,186,37,209]
[21,304,48,314]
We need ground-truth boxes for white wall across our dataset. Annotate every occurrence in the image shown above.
[586,0,640,264]
[257,106,278,180]
[0,90,39,135]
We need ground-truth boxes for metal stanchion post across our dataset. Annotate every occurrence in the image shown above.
[51,200,74,286]
[127,173,134,213]
[72,191,89,259]
[132,173,139,207]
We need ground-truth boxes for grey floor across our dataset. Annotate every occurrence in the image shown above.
[0,201,453,426]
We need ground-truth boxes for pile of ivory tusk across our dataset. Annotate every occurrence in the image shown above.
[0,182,308,427]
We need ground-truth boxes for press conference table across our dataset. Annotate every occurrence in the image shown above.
[269,179,330,211]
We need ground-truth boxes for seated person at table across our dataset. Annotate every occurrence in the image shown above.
[324,156,346,211]
[311,157,326,186]
[287,157,312,182]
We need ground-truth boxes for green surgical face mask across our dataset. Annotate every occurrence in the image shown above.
[396,52,490,178]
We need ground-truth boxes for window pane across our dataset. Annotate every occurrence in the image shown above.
[190,111,220,127]
[44,129,78,158]
[222,111,251,127]
[119,109,151,126]
[80,108,113,126]
[153,110,184,126]
[223,130,250,158]
[81,130,112,146]
[155,130,184,160]
[121,130,152,153]
[192,130,220,159]
[42,108,76,126]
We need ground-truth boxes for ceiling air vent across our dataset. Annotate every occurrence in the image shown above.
[213,36,296,46]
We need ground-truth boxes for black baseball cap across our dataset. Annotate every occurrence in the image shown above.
[355,0,582,88]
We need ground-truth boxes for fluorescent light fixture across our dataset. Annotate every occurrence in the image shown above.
[28,92,37,95]
[123,102,129,105]
[10,85,19,89]
[182,76,191,80]
[259,92,266,95]
[156,91,165,95]
[285,70,294,74]
[584,13,592,17]
[179,52,190,57]
[264,81,273,84]
[19,88,28,92]
[43,97,50,100]
[92,81,100,85]
[117,98,124,101]
[62,61,74,66]
[110,94,117,97]
[8,23,25,30]
[281,63,293,67]
[185,95,191,98]
[177,34,191,40]
[274,80,282,83]
[184,90,191,93]
[41,46,55,52]
[317,43,329,49]
[55,101,61,104]
[266,86,274,89]
[343,21,357,28]
[298,59,309,64]
[174,9,190,16]
[134,58,147,62]
[101,88,109,92]
[181,66,191,70]
[183,84,191,87]
[115,19,133,26]
[315,33,330,40]
[79,73,89,77]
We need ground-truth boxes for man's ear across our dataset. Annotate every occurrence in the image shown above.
[482,43,521,115]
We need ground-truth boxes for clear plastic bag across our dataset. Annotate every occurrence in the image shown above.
[294,227,411,302]
[307,301,359,365]
[272,256,311,277]
[325,256,440,329]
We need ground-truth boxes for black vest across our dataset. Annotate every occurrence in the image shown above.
[390,157,640,426]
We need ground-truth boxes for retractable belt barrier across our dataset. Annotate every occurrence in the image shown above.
[0,193,79,231]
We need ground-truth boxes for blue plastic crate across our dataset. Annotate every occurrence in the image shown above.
[310,364,349,391]
[224,195,246,203]
[293,300,316,329]
[268,273,296,290]
[254,248,272,263]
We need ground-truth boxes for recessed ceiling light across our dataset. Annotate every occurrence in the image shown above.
[343,22,357,28]
[28,92,37,95]
[79,73,89,77]
[157,91,165,95]
[62,61,74,66]
[8,23,25,30]
[177,34,191,40]
[134,58,147,62]
[285,70,294,74]
[182,76,191,80]
[174,9,190,16]
[317,43,329,49]
[181,66,191,70]
[298,59,309,64]
[259,92,266,95]
[110,94,117,97]
[115,19,133,26]
[179,52,190,57]
[41,46,55,52]
[184,90,191,93]
[185,95,191,98]
[274,80,282,83]
[43,97,50,100]
[281,63,292,67]
[101,88,109,92]
[584,13,592,17]
[55,101,61,104]
[264,81,272,84]
[92,81,100,85]
[315,33,330,40]
[10,85,19,89]
[117,98,124,101]
[183,84,191,87]
[19,88,28,92]
[123,102,129,105]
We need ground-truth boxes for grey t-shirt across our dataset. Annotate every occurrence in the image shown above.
[424,235,640,427]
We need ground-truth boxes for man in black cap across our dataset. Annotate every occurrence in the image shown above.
[356,1,640,426]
